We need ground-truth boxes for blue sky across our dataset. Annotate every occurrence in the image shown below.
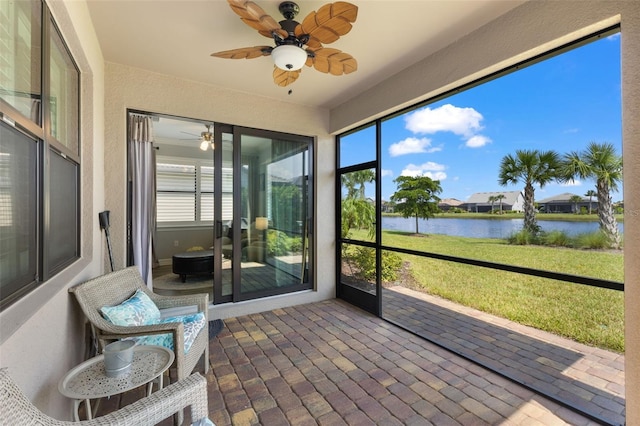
[341,33,622,203]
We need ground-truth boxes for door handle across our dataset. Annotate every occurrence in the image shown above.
[216,220,223,239]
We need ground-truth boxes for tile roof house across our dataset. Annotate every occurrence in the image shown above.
[437,198,464,211]
[1,1,639,424]
[461,191,524,213]
[537,192,597,213]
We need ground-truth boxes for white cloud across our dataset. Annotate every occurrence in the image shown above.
[561,179,582,187]
[400,162,447,180]
[381,169,393,178]
[465,135,491,148]
[607,33,620,41]
[389,137,442,157]
[405,104,483,137]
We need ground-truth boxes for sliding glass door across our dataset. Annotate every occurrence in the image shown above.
[229,128,313,301]
[132,113,313,305]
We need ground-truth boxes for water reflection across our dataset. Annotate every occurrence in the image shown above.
[381,216,624,239]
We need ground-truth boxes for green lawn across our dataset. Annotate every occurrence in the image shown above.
[348,229,624,352]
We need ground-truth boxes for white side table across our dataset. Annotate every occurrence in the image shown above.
[58,345,174,421]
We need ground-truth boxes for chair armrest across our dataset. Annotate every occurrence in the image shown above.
[99,322,186,373]
[85,373,209,426]
[98,321,184,342]
[150,292,209,314]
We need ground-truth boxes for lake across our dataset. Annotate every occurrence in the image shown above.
[381,216,624,239]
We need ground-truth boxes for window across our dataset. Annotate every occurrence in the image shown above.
[156,158,219,226]
[0,0,80,310]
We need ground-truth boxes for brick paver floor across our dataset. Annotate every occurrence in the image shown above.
[206,298,608,425]
[95,291,623,425]
[382,286,625,426]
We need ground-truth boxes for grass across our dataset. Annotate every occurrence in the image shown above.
[350,229,624,352]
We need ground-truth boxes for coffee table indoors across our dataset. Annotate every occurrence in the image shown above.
[172,250,214,282]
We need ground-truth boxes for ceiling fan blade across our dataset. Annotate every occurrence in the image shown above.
[297,2,358,45]
[273,67,301,87]
[227,0,288,39]
[211,46,272,59]
[309,47,357,75]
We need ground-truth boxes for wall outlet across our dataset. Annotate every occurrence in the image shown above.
[174,240,179,247]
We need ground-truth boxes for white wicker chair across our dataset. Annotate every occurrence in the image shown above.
[68,267,209,382]
[0,368,209,425]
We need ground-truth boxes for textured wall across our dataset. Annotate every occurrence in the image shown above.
[621,3,640,424]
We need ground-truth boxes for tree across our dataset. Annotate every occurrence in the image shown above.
[495,194,506,214]
[488,194,506,214]
[341,170,376,239]
[390,175,442,234]
[569,195,583,214]
[341,197,375,238]
[487,195,497,213]
[498,149,561,234]
[585,189,597,214]
[342,169,375,199]
[561,142,622,249]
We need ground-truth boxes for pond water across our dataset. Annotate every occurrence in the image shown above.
[381,216,624,239]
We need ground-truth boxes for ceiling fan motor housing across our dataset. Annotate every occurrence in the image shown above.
[278,1,299,20]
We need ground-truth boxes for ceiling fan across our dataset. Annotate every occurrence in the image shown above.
[211,0,358,87]
[198,124,214,151]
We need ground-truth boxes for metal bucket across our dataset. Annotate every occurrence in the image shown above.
[103,340,135,377]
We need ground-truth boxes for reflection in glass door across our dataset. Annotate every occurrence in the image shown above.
[235,131,312,301]
[213,128,234,304]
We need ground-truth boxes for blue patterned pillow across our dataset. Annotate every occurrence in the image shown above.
[101,289,161,326]
[132,312,206,354]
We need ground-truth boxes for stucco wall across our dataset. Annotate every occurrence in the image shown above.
[331,1,640,422]
[103,62,336,320]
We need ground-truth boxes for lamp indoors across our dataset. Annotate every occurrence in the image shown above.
[255,217,269,231]
[271,45,307,71]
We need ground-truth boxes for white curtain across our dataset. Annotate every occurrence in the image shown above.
[128,114,156,287]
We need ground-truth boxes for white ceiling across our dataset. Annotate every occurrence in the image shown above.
[86,0,525,111]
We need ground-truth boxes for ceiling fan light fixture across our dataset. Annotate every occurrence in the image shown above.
[271,44,307,71]
[199,140,210,151]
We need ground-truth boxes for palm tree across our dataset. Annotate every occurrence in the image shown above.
[585,189,597,214]
[341,169,376,239]
[342,169,375,200]
[495,194,506,214]
[487,195,497,213]
[569,194,583,214]
[498,149,561,234]
[561,142,622,249]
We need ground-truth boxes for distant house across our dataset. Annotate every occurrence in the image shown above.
[537,192,596,213]
[381,200,395,213]
[438,198,463,212]
[460,191,524,213]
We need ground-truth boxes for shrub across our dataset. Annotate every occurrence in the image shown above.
[507,229,542,245]
[574,231,610,250]
[542,230,572,247]
[266,230,303,256]
[348,247,403,282]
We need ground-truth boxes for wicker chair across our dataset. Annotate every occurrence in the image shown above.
[0,368,209,425]
[69,267,209,382]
